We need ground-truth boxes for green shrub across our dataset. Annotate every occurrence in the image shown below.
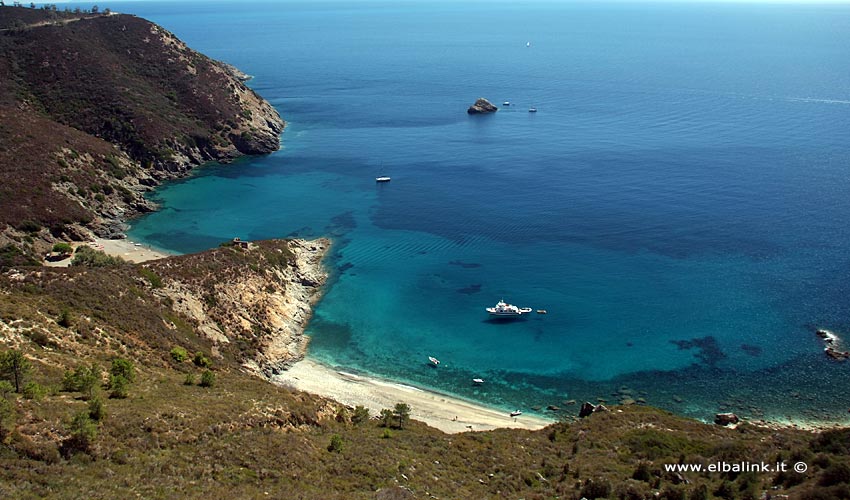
[108,374,129,399]
[0,397,14,439]
[52,242,73,254]
[64,364,101,400]
[633,461,652,482]
[88,396,106,421]
[18,220,41,233]
[138,267,163,288]
[0,380,14,397]
[379,408,393,428]
[199,370,215,388]
[579,478,611,499]
[170,346,188,363]
[22,381,47,401]
[351,405,370,425]
[109,358,135,384]
[328,434,343,453]
[193,352,212,369]
[625,429,707,460]
[57,308,73,328]
[67,410,97,452]
[71,246,125,267]
[183,374,195,386]
[820,463,850,487]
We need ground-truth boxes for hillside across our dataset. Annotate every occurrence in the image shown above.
[0,242,848,500]
[0,6,283,254]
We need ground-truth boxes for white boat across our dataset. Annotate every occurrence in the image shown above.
[486,299,533,317]
[429,356,440,366]
[502,101,510,106]
[376,176,391,183]
[528,107,537,113]
[510,410,523,417]
[472,378,484,385]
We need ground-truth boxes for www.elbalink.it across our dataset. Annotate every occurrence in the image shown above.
[664,461,808,474]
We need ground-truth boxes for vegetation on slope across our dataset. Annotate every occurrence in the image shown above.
[0,243,849,499]
[0,5,283,255]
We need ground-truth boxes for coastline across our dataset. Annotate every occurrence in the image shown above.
[91,237,174,263]
[275,357,554,434]
[43,237,173,267]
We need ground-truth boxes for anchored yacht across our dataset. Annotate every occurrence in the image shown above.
[486,299,533,317]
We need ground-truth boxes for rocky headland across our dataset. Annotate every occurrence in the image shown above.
[0,6,283,255]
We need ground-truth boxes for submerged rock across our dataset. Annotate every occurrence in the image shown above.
[467,98,498,114]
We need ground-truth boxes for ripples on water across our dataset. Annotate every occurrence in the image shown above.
[126,0,850,424]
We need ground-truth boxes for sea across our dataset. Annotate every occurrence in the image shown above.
[69,0,850,424]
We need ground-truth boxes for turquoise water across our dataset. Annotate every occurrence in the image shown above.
[117,1,850,423]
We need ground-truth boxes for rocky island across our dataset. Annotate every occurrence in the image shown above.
[467,97,498,114]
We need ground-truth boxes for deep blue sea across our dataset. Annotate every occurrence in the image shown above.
[73,0,850,423]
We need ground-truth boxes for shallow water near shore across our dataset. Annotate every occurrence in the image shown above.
[123,1,850,424]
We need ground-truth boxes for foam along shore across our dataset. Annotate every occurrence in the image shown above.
[275,358,554,434]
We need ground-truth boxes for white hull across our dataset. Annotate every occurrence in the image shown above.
[486,300,533,316]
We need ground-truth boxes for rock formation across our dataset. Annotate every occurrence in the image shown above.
[148,239,330,376]
[467,98,498,114]
[714,413,739,426]
[578,402,610,418]
[816,329,850,361]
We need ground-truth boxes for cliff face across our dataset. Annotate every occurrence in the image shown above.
[148,239,330,376]
[0,238,328,375]
[0,7,284,250]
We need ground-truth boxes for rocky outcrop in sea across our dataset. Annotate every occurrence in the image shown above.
[467,98,498,114]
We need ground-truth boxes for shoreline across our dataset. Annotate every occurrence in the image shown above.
[91,237,174,263]
[43,237,174,267]
[275,357,554,434]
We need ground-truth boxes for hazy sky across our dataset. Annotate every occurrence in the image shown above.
[32,0,850,4]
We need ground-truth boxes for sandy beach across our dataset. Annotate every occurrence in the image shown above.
[43,238,172,267]
[91,237,172,263]
[276,358,554,434]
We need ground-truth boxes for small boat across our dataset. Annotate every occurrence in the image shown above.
[510,410,523,417]
[428,356,440,366]
[486,299,533,317]
[536,309,547,314]
[502,101,510,106]
[528,107,537,113]
[472,378,485,385]
[526,41,531,47]
[375,176,391,183]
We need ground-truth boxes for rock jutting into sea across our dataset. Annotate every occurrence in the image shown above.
[467,97,498,114]
[147,238,330,378]
[816,329,850,361]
